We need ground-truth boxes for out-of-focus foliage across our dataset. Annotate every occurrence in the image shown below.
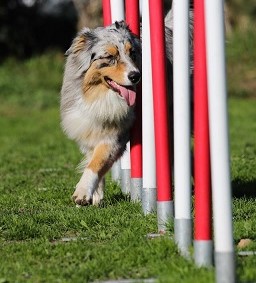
[72,0,102,29]
[0,0,77,60]
[0,0,255,60]
[225,0,256,34]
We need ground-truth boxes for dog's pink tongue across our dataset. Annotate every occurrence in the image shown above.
[118,85,136,106]
[108,80,136,106]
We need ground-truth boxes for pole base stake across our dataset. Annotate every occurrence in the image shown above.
[215,251,236,283]
[194,240,213,267]
[157,201,174,233]
[142,187,156,215]
[121,169,131,195]
[174,218,192,257]
[130,178,142,202]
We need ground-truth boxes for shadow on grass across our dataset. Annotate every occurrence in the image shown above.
[102,180,132,207]
[232,178,256,198]
[106,191,131,203]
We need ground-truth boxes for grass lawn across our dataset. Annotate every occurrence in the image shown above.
[0,34,255,283]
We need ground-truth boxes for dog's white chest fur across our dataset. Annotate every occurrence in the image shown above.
[61,89,134,152]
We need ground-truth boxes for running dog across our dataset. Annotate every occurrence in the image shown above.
[60,10,193,206]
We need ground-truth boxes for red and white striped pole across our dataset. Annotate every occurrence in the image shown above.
[110,0,127,189]
[193,0,213,267]
[148,0,173,232]
[125,0,142,202]
[205,0,235,281]
[103,0,122,184]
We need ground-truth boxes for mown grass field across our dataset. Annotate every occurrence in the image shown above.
[0,30,255,282]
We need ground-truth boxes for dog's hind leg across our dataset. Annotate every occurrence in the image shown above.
[72,143,113,206]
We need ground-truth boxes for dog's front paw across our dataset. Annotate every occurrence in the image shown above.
[72,186,92,206]
[72,169,98,206]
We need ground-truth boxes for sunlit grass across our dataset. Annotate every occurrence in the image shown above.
[0,38,255,282]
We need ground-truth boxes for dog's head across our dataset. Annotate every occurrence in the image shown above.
[65,21,141,107]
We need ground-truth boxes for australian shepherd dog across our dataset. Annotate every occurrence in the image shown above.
[60,10,193,206]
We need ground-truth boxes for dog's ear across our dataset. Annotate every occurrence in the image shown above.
[129,33,141,69]
[65,47,72,56]
[66,28,98,56]
[65,28,99,76]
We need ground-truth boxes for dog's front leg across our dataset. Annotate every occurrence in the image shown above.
[92,178,105,206]
[72,143,113,206]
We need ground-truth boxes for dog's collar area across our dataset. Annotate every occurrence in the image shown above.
[104,77,136,106]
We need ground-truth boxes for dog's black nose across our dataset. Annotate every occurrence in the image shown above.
[128,71,141,84]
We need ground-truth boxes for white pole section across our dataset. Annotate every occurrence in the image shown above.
[111,160,121,183]
[205,0,235,282]
[141,0,156,214]
[110,0,125,184]
[172,0,192,256]
[120,141,131,195]
[110,0,124,22]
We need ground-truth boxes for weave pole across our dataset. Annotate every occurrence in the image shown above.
[120,142,131,195]
[102,1,122,184]
[172,0,192,256]
[106,0,123,184]
[193,0,213,267]
[141,0,156,214]
[110,0,124,21]
[205,0,235,282]
[109,0,129,191]
[148,0,173,232]
[125,0,140,34]
[125,0,142,202]
[102,0,111,26]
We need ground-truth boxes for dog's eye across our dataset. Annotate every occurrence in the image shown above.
[97,55,116,69]
[105,55,116,65]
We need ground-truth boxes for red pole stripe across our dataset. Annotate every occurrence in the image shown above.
[149,0,172,201]
[125,0,140,35]
[194,0,212,240]
[102,0,112,26]
[126,0,142,178]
